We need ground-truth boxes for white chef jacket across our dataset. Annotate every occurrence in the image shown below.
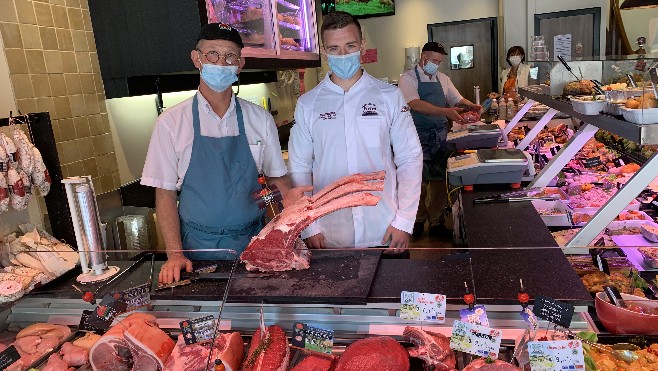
[398,66,464,106]
[289,70,423,248]
[141,91,288,191]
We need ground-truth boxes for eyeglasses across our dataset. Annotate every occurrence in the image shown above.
[197,50,240,66]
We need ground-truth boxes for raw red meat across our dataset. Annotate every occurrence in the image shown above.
[461,111,481,123]
[241,171,385,272]
[243,325,290,371]
[60,342,89,367]
[42,353,74,371]
[334,336,409,371]
[164,332,244,371]
[291,353,336,370]
[462,358,521,370]
[124,320,175,370]
[404,326,456,371]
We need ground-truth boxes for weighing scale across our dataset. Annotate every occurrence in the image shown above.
[446,124,503,150]
[447,148,531,186]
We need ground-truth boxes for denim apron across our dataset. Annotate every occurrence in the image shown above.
[178,93,264,260]
[410,67,449,181]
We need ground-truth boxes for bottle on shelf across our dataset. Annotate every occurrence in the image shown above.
[490,99,498,119]
[506,98,515,121]
[498,98,507,121]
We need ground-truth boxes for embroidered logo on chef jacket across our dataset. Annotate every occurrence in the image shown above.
[361,103,378,116]
[319,112,337,120]
[401,105,410,112]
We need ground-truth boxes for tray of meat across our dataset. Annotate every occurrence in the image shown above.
[572,209,653,226]
[3,323,74,370]
[566,187,641,210]
[532,199,573,226]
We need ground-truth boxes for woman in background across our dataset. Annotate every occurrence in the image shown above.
[500,46,531,96]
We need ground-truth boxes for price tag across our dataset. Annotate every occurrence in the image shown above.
[400,291,446,323]
[582,157,602,168]
[532,295,574,328]
[449,320,502,359]
[0,345,21,370]
[459,304,489,327]
[180,315,216,345]
[614,158,625,167]
[520,307,539,337]
[528,340,585,371]
[84,293,128,331]
[115,283,151,312]
[291,322,334,354]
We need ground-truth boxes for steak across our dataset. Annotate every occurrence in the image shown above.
[241,171,385,272]
[243,325,290,371]
[291,353,336,371]
[462,359,522,371]
[89,313,174,371]
[334,336,409,371]
[404,326,456,371]
[164,332,244,371]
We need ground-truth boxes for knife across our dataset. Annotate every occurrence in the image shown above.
[155,271,273,290]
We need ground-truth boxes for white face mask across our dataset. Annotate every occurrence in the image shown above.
[509,56,522,66]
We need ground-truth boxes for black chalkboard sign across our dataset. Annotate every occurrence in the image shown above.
[582,157,603,168]
[532,295,575,328]
[0,345,21,369]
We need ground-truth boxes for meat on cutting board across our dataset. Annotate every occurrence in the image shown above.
[334,336,409,371]
[241,171,385,272]
[404,326,456,370]
[243,325,290,371]
[164,331,243,371]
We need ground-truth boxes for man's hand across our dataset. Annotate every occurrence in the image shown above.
[381,225,410,255]
[282,186,314,208]
[303,233,326,249]
[158,254,193,284]
[444,107,466,123]
[470,104,482,112]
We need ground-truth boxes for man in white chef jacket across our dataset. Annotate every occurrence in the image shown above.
[288,11,423,256]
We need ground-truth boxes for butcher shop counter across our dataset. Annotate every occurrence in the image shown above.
[2,248,593,340]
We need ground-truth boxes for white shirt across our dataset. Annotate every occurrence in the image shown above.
[398,66,464,106]
[289,71,423,248]
[141,92,287,191]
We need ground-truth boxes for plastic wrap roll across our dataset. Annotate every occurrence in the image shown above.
[75,184,104,272]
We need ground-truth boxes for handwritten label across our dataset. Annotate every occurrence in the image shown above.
[554,34,572,61]
[0,345,21,370]
[291,322,334,354]
[116,283,151,312]
[449,320,502,359]
[180,315,216,345]
[400,291,446,323]
[528,340,585,370]
[532,295,574,328]
[83,293,128,331]
[459,304,490,327]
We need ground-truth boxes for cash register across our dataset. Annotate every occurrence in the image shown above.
[447,148,532,187]
[446,124,503,150]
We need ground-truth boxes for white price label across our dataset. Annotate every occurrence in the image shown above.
[528,340,585,371]
[449,320,502,359]
[400,291,446,322]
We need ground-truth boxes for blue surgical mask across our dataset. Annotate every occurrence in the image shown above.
[327,51,361,80]
[422,60,439,75]
[200,63,239,92]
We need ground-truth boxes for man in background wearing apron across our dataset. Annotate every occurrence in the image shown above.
[398,42,481,238]
[142,24,308,284]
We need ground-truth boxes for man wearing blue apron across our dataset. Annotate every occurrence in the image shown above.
[398,42,481,238]
[142,24,307,284]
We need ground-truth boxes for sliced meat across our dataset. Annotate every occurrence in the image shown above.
[36,336,60,353]
[334,336,409,371]
[61,342,89,367]
[291,353,336,371]
[164,332,243,371]
[16,323,71,341]
[404,326,456,370]
[42,353,74,371]
[14,335,41,354]
[243,325,290,371]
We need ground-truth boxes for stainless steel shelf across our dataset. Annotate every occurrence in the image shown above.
[520,88,658,145]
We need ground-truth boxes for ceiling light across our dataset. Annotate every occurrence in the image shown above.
[620,0,658,9]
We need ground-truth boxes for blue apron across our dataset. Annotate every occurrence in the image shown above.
[410,67,449,181]
[178,93,264,260]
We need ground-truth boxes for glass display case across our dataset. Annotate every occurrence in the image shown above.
[205,0,319,60]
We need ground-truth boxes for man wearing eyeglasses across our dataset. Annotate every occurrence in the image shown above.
[398,42,481,239]
[142,23,306,284]
[288,11,422,257]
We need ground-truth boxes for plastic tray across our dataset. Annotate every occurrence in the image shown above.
[532,199,572,226]
[621,106,658,125]
[571,96,605,115]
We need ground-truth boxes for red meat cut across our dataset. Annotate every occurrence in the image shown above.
[241,171,385,272]
[164,332,244,371]
[291,353,336,371]
[243,325,290,371]
[334,336,409,371]
[404,326,456,371]
[462,358,522,371]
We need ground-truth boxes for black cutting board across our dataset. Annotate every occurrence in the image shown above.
[227,249,382,305]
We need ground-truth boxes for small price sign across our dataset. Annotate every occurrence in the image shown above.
[459,304,489,327]
[400,291,446,322]
[532,296,574,328]
[82,294,128,331]
[528,340,585,371]
[0,345,21,370]
[115,283,151,312]
[291,322,334,354]
[180,315,216,345]
[582,157,602,168]
[449,320,502,359]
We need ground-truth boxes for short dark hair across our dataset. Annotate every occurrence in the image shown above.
[321,11,362,43]
[506,45,525,65]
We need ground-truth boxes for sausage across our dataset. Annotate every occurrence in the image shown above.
[7,168,30,210]
[31,146,51,196]
[0,132,17,165]
[0,172,8,213]
[13,127,34,175]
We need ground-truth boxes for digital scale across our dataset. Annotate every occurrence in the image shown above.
[447,148,531,186]
[446,124,503,150]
